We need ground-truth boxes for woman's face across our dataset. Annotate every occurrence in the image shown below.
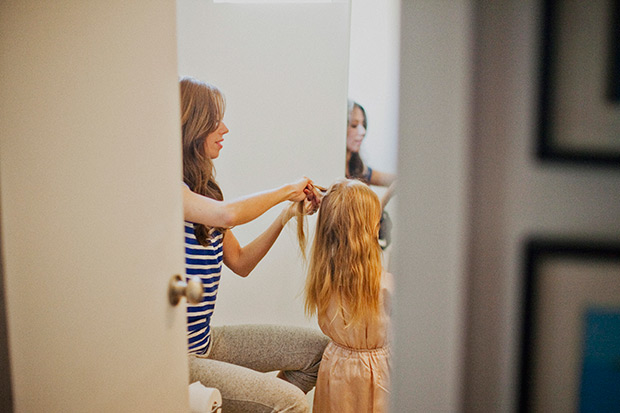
[346,106,366,153]
[204,120,229,159]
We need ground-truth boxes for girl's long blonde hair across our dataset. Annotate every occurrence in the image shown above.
[304,178,383,325]
[179,76,226,246]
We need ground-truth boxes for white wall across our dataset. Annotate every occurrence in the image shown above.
[176,0,350,328]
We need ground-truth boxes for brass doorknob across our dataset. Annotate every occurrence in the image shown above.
[168,274,203,305]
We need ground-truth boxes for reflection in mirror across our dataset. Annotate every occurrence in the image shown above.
[348,0,400,263]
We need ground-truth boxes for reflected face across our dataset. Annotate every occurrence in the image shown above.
[204,120,229,159]
[347,106,366,153]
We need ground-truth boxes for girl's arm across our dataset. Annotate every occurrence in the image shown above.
[222,202,298,277]
[183,177,312,228]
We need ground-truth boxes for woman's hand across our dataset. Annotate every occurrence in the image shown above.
[281,176,325,217]
[279,202,298,226]
[285,177,313,202]
[279,193,320,226]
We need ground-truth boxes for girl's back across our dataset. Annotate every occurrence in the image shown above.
[313,272,393,413]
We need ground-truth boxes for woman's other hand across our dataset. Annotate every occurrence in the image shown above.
[279,186,321,227]
[279,201,298,225]
[303,184,323,215]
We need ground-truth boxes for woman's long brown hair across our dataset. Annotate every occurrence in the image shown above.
[304,179,383,326]
[345,101,368,181]
[180,76,226,246]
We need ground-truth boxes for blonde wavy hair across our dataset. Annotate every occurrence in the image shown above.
[179,76,227,246]
[304,178,383,325]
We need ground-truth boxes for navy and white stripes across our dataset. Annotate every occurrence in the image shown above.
[185,222,223,355]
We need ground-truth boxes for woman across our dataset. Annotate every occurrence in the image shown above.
[180,76,328,413]
[346,100,396,248]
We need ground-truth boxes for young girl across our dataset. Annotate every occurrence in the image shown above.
[304,178,393,413]
[180,76,328,413]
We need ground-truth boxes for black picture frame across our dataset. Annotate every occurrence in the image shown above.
[537,0,620,166]
[519,238,620,412]
[607,0,620,102]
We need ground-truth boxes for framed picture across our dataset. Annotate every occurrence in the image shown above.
[537,0,620,165]
[519,239,620,412]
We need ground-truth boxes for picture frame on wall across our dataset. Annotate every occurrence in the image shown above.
[537,0,620,165]
[519,239,620,412]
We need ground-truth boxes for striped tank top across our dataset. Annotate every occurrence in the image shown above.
[184,222,223,355]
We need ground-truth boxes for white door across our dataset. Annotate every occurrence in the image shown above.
[0,2,189,412]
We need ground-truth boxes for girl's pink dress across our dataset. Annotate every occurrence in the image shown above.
[313,273,393,413]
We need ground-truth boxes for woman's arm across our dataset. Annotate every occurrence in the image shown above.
[369,169,396,187]
[183,177,312,228]
[380,181,396,210]
[222,202,298,277]
[368,169,396,209]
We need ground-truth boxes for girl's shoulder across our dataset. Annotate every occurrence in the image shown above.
[381,271,394,315]
[381,271,395,293]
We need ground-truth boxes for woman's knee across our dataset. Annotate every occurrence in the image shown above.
[221,383,310,413]
[277,388,310,413]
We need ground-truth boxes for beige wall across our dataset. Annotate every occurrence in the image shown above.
[393,0,620,411]
[392,1,473,411]
[176,1,350,329]
[464,1,620,410]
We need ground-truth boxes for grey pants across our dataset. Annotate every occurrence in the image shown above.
[189,324,329,413]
